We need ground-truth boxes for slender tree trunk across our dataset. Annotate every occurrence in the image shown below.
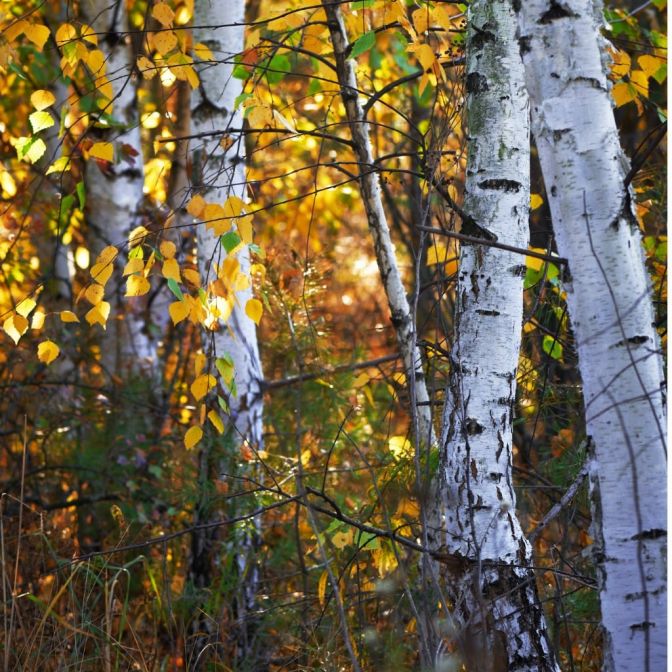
[517,3,667,670]
[321,1,433,449]
[80,0,154,377]
[190,0,264,665]
[322,4,439,663]
[433,1,558,670]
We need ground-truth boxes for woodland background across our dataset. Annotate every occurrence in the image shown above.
[0,0,666,670]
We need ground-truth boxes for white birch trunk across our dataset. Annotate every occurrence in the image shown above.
[80,0,154,376]
[435,1,558,669]
[321,1,433,451]
[190,0,264,661]
[517,2,667,670]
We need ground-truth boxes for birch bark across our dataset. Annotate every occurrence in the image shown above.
[517,3,667,670]
[321,1,433,451]
[80,0,153,376]
[190,0,264,662]
[434,1,558,669]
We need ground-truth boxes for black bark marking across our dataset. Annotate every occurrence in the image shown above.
[631,528,666,540]
[539,1,577,24]
[466,72,489,94]
[476,309,501,316]
[465,418,485,435]
[478,179,522,193]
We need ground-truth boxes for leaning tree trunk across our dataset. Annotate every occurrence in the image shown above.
[80,0,154,377]
[189,0,264,665]
[433,1,558,670]
[517,2,667,670]
[322,3,438,663]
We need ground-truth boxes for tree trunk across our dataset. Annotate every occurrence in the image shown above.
[80,0,154,377]
[434,1,558,669]
[517,2,667,670]
[321,1,433,450]
[190,0,264,664]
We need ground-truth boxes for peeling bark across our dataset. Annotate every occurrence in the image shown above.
[517,2,667,670]
[434,1,558,669]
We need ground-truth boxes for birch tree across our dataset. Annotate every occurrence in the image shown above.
[189,0,264,662]
[80,0,154,376]
[432,1,558,669]
[517,2,667,670]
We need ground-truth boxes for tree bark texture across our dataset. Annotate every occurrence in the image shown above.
[190,0,264,664]
[322,0,434,452]
[434,1,558,670]
[518,2,667,670]
[80,0,154,375]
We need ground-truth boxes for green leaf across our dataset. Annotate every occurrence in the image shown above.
[264,54,290,84]
[59,194,75,230]
[232,64,250,80]
[76,181,86,209]
[350,31,376,60]
[542,335,563,361]
[167,278,184,301]
[220,231,241,253]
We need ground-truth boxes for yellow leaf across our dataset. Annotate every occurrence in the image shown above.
[12,136,46,164]
[16,297,36,318]
[610,49,631,79]
[89,142,114,162]
[318,570,328,607]
[162,258,181,282]
[152,2,175,27]
[193,42,213,61]
[207,410,224,434]
[96,246,118,265]
[426,242,448,266]
[237,215,253,244]
[85,283,105,305]
[3,314,28,344]
[526,247,547,272]
[409,43,435,72]
[55,23,76,47]
[530,193,544,210]
[638,54,665,81]
[187,194,206,217]
[37,340,60,365]
[75,247,90,269]
[160,240,176,258]
[46,156,71,176]
[194,352,207,376]
[630,69,649,98]
[5,20,28,43]
[85,301,110,328]
[126,275,151,297]
[191,374,217,402]
[128,225,149,247]
[183,268,201,286]
[184,425,203,450]
[612,81,636,108]
[31,309,46,330]
[123,258,144,276]
[29,110,54,134]
[245,298,263,325]
[137,55,157,79]
[153,30,178,55]
[412,7,430,34]
[0,169,16,197]
[169,300,190,325]
[60,310,79,323]
[80,23,97,45]
[30,89,55,111]
[389,435,412,459]
[90,261,113,287]
[24,24,50,49]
